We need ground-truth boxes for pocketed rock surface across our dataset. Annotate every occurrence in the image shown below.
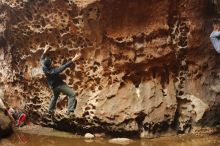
[0,0,220,138]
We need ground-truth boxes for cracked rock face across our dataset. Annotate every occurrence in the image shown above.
[0,0,220,137]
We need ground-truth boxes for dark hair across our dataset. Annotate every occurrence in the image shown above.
[43,57,52,67]
[213,19,220,24]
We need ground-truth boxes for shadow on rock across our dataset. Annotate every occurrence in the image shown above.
[0,109,13,138]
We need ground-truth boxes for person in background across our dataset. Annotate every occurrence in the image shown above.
[0,91,27,127]
[210,19,220,53]
[7,107,27,127]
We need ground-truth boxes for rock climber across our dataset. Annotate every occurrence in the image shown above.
[7,107,27,127]
[0,95,26,127]
[40,46,81,115]
[210,19,220,53]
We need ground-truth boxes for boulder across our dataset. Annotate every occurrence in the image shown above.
[84,133,95,139]
[0,109,13,138]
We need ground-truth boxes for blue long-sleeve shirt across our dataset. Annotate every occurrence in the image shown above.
[40,53,73,88]
[210,31,220,53]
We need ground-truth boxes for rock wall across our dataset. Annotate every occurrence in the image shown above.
[0,0,220,138]
[0,109,13,138]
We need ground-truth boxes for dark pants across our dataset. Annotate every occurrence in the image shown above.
[49,84,76,113]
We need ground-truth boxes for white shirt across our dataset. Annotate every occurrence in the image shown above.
[210,31,220,53]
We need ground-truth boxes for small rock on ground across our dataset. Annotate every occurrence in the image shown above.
[109,138,133,145]
[84,133,95,139]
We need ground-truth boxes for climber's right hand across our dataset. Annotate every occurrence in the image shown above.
[43,46,51,54]
[72,53,81,62]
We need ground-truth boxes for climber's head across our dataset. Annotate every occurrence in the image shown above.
[43,57,52,67]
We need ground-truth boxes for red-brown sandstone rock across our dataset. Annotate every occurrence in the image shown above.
[0,0,219,138]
